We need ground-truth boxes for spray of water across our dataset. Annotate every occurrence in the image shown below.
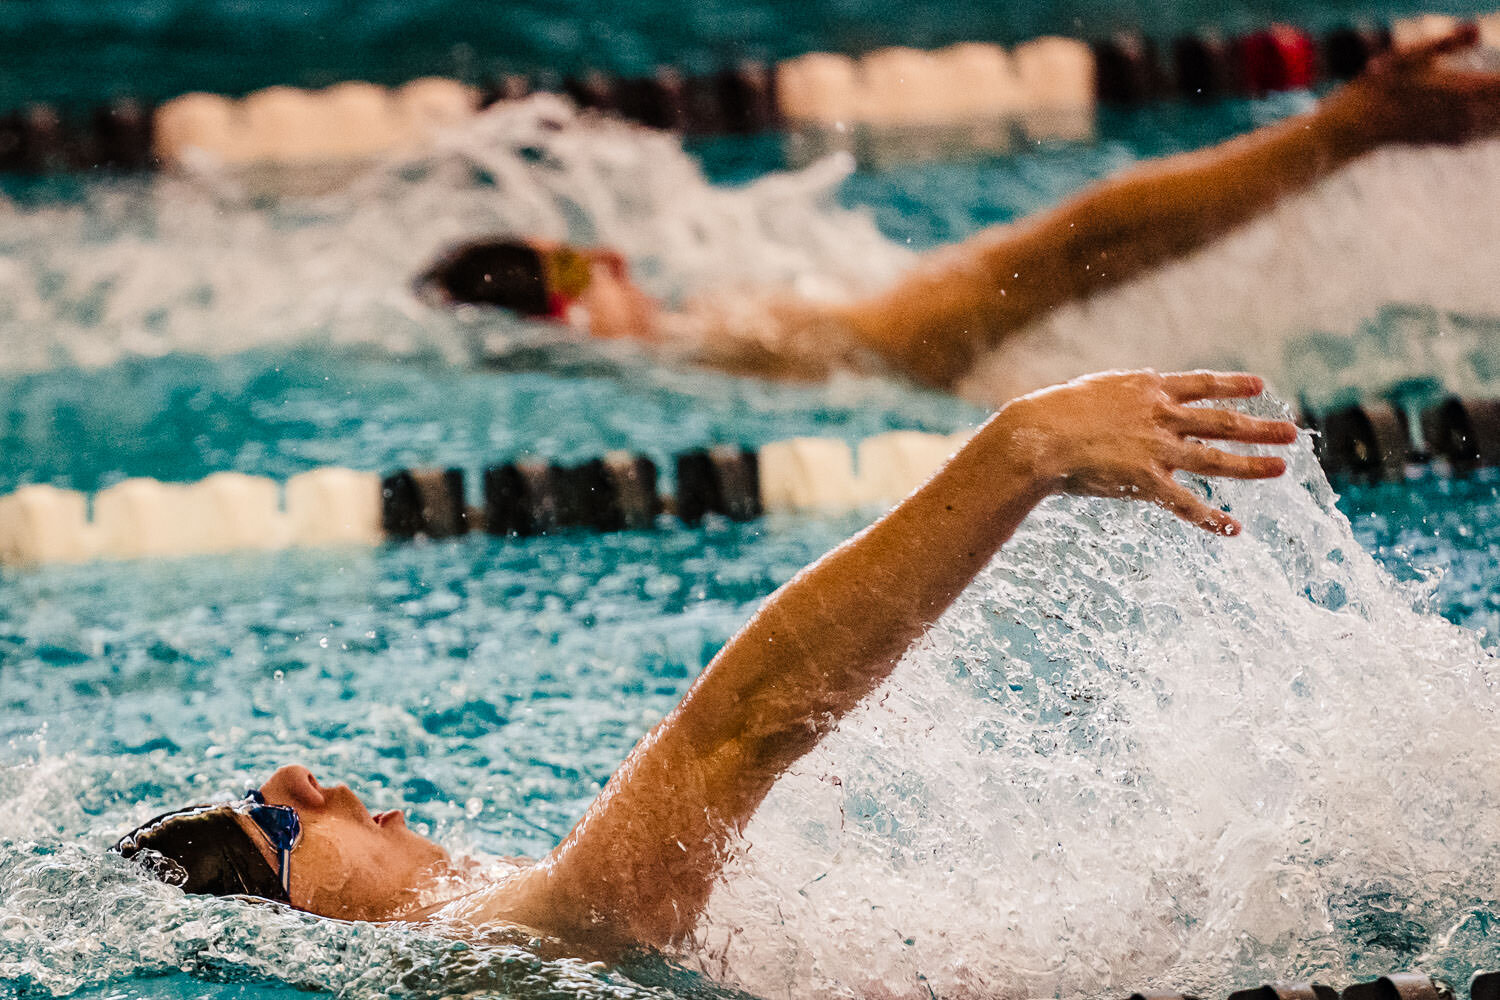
[1,408,1497,999]
[697,413,1500,999]
[6,99,1500,999]
[7,97,1500,408]
[959,139,1500,407]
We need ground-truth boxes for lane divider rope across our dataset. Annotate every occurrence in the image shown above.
[3,13,1494,176]
[0,428,972,567]
[5,381,1500,569]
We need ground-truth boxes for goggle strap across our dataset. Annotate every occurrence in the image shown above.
[243,789,301,897]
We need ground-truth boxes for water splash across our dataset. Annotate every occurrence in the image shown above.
[3,403,1499,998]
[958,139,1500,407]
[698,411,1500,998]
[0,96,908,376]
[7,97,1500,1000]
[0,840,717,999]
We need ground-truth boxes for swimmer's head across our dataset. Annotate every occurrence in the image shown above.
[114,793,296,903]
[417,237,659,340]
[115,765,453,921]
[418,239,551,316]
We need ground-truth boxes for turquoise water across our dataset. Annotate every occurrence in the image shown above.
[6,9,1500,996]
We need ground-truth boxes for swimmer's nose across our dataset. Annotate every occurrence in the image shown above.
[261,764,327,809]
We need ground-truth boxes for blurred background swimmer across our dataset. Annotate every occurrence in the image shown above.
[418,28,1500,394]
[114,369,1296,952]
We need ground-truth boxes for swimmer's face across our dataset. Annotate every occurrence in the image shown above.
[240,764,452,921]
[528,239,660,340]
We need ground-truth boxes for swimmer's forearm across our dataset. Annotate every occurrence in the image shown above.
[842,93,1377,387]
[665,405,1048,753]
[848,30,1500,389]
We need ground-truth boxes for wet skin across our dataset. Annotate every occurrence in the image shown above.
[530,239,661,339]
[237,764,454,921]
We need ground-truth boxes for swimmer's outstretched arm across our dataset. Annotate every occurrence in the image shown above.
[464,370,1295,949]
[828,27,1500,388]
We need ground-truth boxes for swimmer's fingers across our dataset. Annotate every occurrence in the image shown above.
[1160,371,1265,403]
[1150,474,1241,536]
[1351,23,1500,145]
[1165,404,1299,445]
[1172,442,1288,480]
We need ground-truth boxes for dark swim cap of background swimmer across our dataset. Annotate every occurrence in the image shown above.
[113,803,290,903]
[417,240,549,315]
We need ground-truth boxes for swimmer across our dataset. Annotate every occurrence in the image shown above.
[419,26,1500,390]
[115,368,1298,951]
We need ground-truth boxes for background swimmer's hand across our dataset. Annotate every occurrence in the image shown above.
[1001,370,1297,535]
[1329,24,1500,148]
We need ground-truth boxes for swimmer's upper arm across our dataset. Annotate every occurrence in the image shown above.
[490,405,1057,950]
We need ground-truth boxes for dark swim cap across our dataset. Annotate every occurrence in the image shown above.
[113,803,290,903]
[418,240,549,315]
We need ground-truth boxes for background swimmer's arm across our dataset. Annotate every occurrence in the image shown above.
[488,370,1295,950]
[831,27,1500,389]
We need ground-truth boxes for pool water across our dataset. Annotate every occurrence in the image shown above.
[7,13,1500,999]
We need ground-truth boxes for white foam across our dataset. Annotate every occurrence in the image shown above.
[957,138,1500,408]
[697,426,1500,998]
[13,95,1500,411]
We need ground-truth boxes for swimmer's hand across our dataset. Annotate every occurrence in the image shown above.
[1001,369,1297,535]
[1327,23,1500,148]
